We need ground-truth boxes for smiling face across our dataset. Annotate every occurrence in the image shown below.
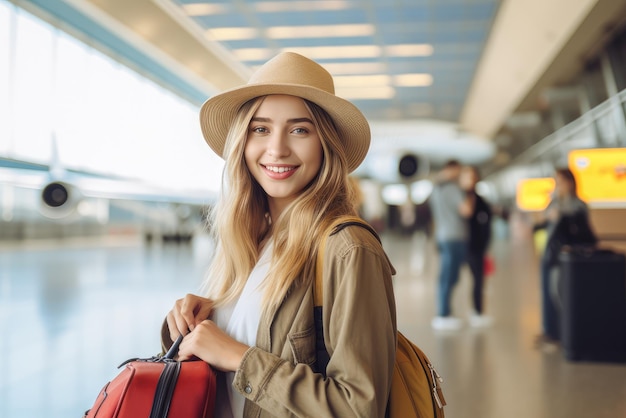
[244,95,324,219]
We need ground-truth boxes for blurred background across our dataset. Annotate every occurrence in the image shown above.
[1,0,626,417]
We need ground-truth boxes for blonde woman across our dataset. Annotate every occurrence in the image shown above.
[163,52,397,418]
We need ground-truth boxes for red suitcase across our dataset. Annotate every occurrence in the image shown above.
[84,336,216,417]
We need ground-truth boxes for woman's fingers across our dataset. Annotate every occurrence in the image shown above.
[180,294,213,331]
[166,310,181,342]
[167,294,214,340]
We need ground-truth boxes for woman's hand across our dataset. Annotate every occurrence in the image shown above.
[178,320,249,372]
[166,294,214,342]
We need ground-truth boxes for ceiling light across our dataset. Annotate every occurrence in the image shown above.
[337,86,395,100]
[232,48,274,61]
[334,74,391,88]
[322,62,387,74]
[385,44,434,57]
[255,1,352,12]
[267,24,374,39]
[206,27,260,41]
[182,3,229,16]
[282,45,382,59]
[394,73,433,87]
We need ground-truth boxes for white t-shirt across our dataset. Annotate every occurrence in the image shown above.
[212,240,273,418]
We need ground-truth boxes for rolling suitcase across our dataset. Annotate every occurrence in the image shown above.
[559,247,626,363]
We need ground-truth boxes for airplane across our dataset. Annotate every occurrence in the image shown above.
[0,138,217,243]
[355,119,496,184]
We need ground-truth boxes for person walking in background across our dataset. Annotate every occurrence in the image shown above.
[460,165,493,327]
[533,168,595,349]
[428,160,474,330]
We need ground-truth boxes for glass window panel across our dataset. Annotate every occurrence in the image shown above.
[80,48,124,172]
[4,2,222,193]
[54,31,90,166]
[12,9,55,162]
[0,1,12,155]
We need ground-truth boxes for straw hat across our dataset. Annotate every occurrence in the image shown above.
[199,52,370,172]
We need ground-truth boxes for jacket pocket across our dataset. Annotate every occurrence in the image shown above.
[288,326,316,366]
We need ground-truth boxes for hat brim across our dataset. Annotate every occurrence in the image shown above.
[199,83,370,173]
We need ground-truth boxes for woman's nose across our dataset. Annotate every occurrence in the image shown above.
[266,131,290,158]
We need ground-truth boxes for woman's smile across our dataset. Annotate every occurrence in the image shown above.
[261,164,299,179]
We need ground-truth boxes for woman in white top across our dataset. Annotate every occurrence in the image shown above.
[163,52,397,418]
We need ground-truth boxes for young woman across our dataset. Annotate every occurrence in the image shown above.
[162,52,397,418]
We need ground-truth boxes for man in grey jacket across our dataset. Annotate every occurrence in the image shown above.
[428,160,474,330]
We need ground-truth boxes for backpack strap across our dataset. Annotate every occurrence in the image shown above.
[314,216,379,306]
[313,216,380,377]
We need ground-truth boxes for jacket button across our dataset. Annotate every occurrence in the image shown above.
[244,384,253,394]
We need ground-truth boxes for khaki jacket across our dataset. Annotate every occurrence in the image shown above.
[163,225,397,418]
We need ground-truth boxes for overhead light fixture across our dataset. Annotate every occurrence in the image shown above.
[232,48,274,61]
[267,24,374,39]
[394,73,433,87]
[322,62,387,74]
[281,45,382,59]
[233,43,433,62]
[255,1,351,12]
[182,3,229,16]
[337,86,395,100]
[385,44,433,57]
[334,74,391,88]
[206,27,260,41]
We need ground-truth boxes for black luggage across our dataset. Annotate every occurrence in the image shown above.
[559,247,626,363]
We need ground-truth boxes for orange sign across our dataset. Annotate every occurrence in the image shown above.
[516,178,555,211]
[569,148,626,203]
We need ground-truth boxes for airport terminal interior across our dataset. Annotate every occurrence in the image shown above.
[1,0,626,417]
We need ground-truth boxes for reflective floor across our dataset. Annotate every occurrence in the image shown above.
[1,227,625,418]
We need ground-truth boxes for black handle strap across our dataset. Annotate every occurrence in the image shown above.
[164,334,184,360]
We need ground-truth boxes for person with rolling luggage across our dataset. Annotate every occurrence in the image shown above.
[163,52,398,418]
[533,168,596,350]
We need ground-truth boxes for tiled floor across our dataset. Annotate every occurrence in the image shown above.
[0,229,625,417]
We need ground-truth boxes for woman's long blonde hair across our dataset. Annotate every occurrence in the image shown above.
[203,96,361,311]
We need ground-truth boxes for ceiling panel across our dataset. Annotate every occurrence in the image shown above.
[167,0,500,122]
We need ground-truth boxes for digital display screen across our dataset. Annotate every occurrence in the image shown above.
[569,148,626,203]
[516,178,555,211]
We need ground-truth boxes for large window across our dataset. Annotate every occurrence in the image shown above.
[0,0,223,192]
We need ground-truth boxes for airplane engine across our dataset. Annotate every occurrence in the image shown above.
[362,151,429,184]
[40,181,82,219]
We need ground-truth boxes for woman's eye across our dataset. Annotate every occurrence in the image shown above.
[251,126,268,134]
[292,127,308,134]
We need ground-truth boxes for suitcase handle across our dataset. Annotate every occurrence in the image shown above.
[118,334,184,368]
[164,335,184,360]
